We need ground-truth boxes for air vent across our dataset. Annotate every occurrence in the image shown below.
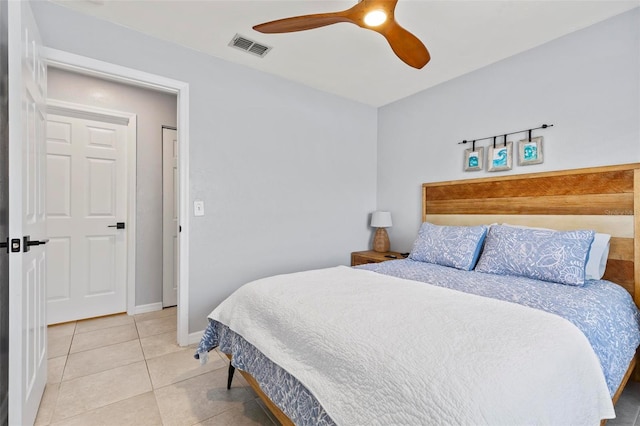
[229,34,272,58]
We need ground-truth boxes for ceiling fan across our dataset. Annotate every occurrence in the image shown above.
[252,0,430,69]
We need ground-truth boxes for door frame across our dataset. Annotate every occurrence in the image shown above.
[43,48,191,346]
[46,99,137,324]
[0,0,9,422]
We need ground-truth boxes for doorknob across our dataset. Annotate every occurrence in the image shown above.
[108,222,125,229]
[23,235,49,252]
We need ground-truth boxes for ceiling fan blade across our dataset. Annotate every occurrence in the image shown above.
[253,0,431,69]
[253,12,350,34]
[376,21,430,69]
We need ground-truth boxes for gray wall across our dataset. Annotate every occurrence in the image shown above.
[377,8,640,252]
[47,68,177,308]
[32,1,378,332]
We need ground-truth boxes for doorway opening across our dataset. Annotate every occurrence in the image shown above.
[44,48,190,346]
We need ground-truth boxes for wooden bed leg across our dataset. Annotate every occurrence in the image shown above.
[227,363,235,390]
[633,349,640,382]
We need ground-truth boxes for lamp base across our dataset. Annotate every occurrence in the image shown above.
[373,228,390,253]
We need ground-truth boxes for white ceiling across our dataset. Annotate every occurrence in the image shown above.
[51,0,639,107]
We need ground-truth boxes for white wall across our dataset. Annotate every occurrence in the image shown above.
[31,1,378,332]
[377,8,640,252]
[47,68,177,308]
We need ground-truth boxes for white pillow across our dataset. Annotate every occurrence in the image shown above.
[585,233,610,280]
[500,224,610,280]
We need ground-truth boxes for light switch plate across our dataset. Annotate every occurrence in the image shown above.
[194,200,205,216]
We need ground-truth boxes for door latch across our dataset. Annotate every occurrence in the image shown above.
[0,238,7,254]
[11,238,20,253]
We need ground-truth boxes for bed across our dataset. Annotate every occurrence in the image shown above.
[196,163,640,425]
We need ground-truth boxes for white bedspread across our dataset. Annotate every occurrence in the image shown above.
[210,266,615,425]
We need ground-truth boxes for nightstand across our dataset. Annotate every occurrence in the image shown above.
[351,250,406,266]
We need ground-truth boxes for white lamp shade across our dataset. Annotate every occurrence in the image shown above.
[371,211,392,228]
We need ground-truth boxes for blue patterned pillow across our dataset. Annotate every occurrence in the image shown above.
[409,222,488,271]
[475,225,595,286]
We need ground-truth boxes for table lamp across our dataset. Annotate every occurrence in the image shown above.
[371,211,392,253]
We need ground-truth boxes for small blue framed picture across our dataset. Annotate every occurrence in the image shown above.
[487,142,513,172]
[464,147,484,172]
[518,136,544,166]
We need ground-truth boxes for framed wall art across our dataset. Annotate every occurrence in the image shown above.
[464,147,484,172]
[487,142,512,172]
[518,136,544,166]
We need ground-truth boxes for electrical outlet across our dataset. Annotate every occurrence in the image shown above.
[194,200,205,216]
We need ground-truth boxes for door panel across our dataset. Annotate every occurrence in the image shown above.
[87,158,116,215]
[8,1,47,424]
[46,153,71,216]
[87,235,115,295]
[46,237,70,300]
[46,113,128,324]
[162,127,178,307]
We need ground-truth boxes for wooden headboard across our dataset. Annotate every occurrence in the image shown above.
[422,163,640,308]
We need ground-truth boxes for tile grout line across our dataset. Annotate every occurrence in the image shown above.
[39,321,74,426]
[65,337,141,358]
[141,314,178,425]
[72,315,134,336]
[50,319,75,422]
[134,316,158,391]
[151,388,167,426]
[53,322,76,424]
[68,322,139,356]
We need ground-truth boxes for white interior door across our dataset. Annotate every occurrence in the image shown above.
[8,1,47,424]
[46,112,129,324]
[162,127,178,307]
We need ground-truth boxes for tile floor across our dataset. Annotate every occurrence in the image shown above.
[35,307,277,426]
[610,380,640,426]
[35,307,640,425]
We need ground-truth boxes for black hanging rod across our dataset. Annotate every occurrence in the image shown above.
[457,124,554,145]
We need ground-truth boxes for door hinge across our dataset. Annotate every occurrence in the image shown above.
[179,225,182,233]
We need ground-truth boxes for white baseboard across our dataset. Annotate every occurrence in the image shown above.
[130,302,163,315]
[187,330,204,346]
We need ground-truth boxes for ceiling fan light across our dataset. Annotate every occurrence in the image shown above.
[364,10,387,27]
